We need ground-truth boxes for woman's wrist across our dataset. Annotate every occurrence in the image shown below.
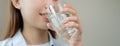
[69,41,82,46]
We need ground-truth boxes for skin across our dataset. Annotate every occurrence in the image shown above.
[11,0,82,46]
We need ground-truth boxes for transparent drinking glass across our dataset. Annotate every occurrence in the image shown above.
[47,0,77,41]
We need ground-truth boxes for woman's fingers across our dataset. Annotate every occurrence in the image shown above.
[61,4,82,42]
[63,4,76,12]
[62,16,79,24]
[61,4,77,16]
[61,7,77,16]
[64,22,79,29]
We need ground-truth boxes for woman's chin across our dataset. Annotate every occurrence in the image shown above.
[36,25,49,31]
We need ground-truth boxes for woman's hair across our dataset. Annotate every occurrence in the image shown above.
[3,0,56,39]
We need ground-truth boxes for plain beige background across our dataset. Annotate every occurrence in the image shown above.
[0,0,120,46]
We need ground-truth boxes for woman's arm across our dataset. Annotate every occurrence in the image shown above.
[75,42,82,46]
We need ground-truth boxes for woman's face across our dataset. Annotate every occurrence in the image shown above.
[19,0,58,30]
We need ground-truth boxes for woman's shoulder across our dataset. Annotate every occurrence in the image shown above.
[0,38,12,46]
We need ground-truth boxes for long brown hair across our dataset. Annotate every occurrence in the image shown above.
[4,0,56,39]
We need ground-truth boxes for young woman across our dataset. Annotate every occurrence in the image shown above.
[0,0,82,46]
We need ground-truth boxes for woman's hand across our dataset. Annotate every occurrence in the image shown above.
[47,4,82,46]
[62,4,82,46]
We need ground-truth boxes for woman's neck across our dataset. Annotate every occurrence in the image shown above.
[22,26,49,45]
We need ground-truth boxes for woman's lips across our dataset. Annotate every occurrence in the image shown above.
[39,13,49,22]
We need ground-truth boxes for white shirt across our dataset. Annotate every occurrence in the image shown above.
[0,29,68,46]
[28,42,49,46]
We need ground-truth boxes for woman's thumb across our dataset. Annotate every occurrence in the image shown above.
[47,23,54,30]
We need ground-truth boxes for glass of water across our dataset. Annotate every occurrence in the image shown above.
[47,0,77,41]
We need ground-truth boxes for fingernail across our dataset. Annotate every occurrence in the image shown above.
[62,21,64,24]
[65,24,68,27]
[62,19,66,24]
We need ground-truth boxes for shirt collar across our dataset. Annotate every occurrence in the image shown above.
[12,29,54,46]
